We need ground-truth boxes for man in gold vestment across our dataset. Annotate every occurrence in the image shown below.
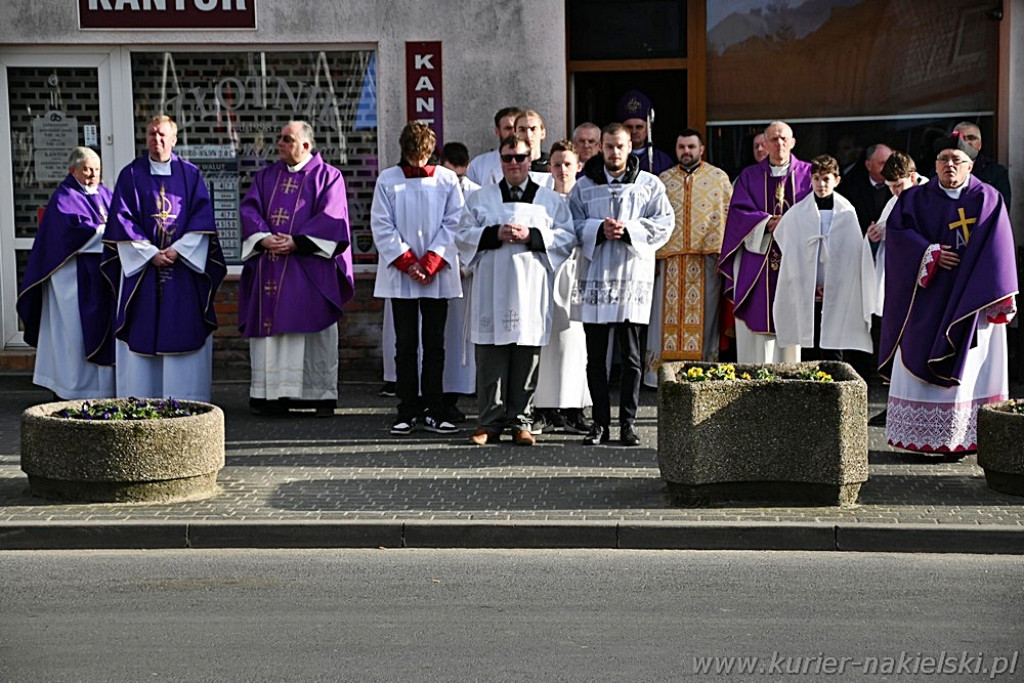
[646,129,732,381]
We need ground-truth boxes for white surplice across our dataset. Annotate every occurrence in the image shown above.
[772,191,876,352]
[569,171,674,324]
[456,183,575,346]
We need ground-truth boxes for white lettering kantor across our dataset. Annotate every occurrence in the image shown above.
[414,76,434,92]
[414,54,434,70]
[415,97,435,114]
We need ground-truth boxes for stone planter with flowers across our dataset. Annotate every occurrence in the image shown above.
[977,399,1024,497]
[20,397,224,503]
[657,361,868,506]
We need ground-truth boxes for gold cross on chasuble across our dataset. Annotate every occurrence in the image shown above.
[270,207,291,227]
[948,207,977,245]
[280,176,299,194]
[263,279,278,296]
[151,184,178,240]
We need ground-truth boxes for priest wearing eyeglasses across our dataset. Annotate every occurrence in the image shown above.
[456,134,576,446]
[238,120,355,417]
[879,132,1017,455]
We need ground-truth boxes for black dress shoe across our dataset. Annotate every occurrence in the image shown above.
[868,409,887,427]
[620,424,640,447]
[583,423,610,445]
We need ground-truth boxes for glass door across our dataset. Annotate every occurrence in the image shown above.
[0,51,116,348]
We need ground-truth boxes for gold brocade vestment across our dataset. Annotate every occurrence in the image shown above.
[656,162,732,360]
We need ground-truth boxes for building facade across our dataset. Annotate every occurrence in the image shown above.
[1,0,1020,379]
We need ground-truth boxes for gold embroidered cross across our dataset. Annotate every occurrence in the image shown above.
[263,318,273,333]
[280,176,299,194]
[270,207,290,227]
[948,207,976,245]
[263,280,278,296]
[151,184,178,240]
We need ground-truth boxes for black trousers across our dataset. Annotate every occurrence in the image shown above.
[392,297,448,421]
[802,299,844,362]
[584,321,644,428]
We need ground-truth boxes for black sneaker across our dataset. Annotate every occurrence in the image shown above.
[530,411,555,435]
[561,408,593,434]
[379,382,397,397]
[421,414,458,434]
[620,424,640,447]
[390,417,417,435]
[583,423,610,445]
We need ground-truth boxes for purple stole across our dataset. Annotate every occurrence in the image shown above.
[879,177,1017,387]
[238,154,355,338]
[17,175,115,365]
[718,157,812,333]
[104,155,225,355]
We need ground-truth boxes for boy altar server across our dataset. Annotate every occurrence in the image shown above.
[772,155,875,361]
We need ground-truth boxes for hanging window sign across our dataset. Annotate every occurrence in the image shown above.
[32,110,78,183]
[176,144,241,263]
[405,42,443,148]
[79,0,256,30]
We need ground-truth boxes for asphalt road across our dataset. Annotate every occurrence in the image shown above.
[0,549,1021,682]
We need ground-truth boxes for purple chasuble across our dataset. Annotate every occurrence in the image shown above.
[17,174,115,365]
[717,156,812,333]
[879,176,1017,387]
[238,153,355,338]
[104,154,226,355]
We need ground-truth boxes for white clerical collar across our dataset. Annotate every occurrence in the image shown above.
[149,158,172,176]
[75,179,99,195]
[768,161,790,177]
[287,154,313,173]
[941,182,966,199]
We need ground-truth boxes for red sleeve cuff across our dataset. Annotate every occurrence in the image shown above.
[392,249,418,272]
[419,251,447,276]
[919,245,941,287]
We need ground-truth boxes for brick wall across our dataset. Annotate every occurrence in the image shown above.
[212,272,385,383]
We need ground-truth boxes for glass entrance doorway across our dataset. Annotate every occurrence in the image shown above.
[0,52,116,349]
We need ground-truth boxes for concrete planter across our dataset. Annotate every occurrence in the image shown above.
[21,399,224,503]
[657,361,868,506]
[977,401,1024,497]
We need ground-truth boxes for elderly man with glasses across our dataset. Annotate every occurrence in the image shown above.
[878,132,1017,456]
[456,134,576,446]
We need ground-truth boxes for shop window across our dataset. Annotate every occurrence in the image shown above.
[130,50,378,266]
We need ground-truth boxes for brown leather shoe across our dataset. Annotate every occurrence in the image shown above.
[513,428,536,446]
[469,428,500,445]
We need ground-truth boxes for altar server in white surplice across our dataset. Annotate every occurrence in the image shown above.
[570,123,673,448]
[457,135,575,447]
[372,123,463,436]
[773,155,875,360]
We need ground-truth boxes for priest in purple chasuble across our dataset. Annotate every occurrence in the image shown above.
[104,115,225,402]
[717,121,812,363]
[17,147,115,399]
[879,134,1017,454]
[238,120,355,417]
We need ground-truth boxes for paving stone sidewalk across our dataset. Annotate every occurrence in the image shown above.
[1,374,1023,552]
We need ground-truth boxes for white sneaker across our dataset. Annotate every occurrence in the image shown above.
[421,415,457,434]
[390,417,417,435]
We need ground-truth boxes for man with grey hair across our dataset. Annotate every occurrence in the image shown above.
[953,121,1011,207]
[836,142,893,234]
[238,120,356,416]
[18,146,116,398]
[572,122,601,165]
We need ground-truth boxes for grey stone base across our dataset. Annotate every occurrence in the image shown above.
[27,472,220,504]
[981,470,1024,498]
[665,481,862,508]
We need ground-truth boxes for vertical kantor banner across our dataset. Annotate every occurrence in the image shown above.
[405,42,443,150]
